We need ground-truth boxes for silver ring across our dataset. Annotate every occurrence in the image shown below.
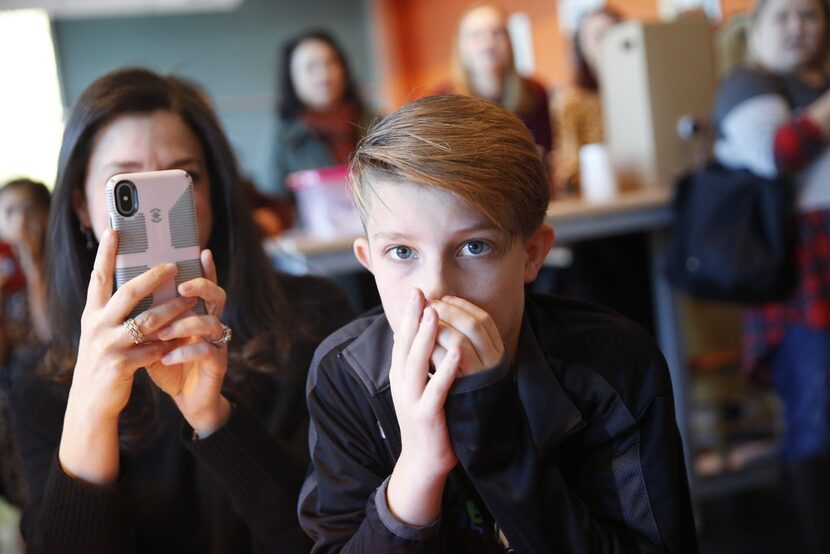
[205,324,232,347]
[123,318,145,345]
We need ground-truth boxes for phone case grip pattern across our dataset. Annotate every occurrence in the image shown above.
[107,170,205,321]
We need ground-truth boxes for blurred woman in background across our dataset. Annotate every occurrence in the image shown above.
[265,29,372,200]
[0,177,50,513]
[713,0,830,550]
[442,4,552,158]
[548,7,654,334]
[551,7,621,197]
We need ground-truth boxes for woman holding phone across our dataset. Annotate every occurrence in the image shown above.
[10,67,353,553]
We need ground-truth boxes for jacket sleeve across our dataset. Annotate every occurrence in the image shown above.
[9,378,135,554]
[299,350,447,553]
[184,403,312,554]
[444,355,698,553]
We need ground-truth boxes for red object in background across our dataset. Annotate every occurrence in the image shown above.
[0,241,26,293]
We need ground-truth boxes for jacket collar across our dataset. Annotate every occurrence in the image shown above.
[514,308,585,449]
[341,298,585,449]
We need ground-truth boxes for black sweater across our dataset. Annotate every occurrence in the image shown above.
[10,274,355,554]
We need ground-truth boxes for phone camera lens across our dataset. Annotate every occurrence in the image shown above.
[114,181,138,217]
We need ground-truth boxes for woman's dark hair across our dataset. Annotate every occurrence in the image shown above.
[276,29,365,119]
[0,178,52,211]
[572,7,623,92]
[46,67,299,445]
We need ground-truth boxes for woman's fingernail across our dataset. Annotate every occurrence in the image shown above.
[162,352,174,364]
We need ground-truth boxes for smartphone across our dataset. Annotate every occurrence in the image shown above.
[106,169,206,319]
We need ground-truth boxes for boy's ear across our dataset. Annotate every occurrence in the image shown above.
[523,223,555,283]
[353,237,374,274]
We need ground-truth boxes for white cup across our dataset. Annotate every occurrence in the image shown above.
[579,143,618,202]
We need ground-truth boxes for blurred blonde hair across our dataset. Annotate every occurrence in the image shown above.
[450,4,534,115]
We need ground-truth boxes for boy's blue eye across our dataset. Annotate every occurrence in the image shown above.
[390,246,413,260]
[460,240,491,257]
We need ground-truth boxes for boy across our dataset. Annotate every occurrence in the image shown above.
[299,95,697,552]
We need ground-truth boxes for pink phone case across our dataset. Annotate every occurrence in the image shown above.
[106,169,206,319]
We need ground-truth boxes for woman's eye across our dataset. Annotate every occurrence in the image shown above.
[389,246,413,260]
[460,240,491,257]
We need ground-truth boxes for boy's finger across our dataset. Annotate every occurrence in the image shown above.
[423,348,460,413]
[433,301,499,366]
[403,306,439,394]
[435,321,485,373]
[391,289,424,375]
[439,296,502,357]
[86,229,116,311]
[430,344,448,371]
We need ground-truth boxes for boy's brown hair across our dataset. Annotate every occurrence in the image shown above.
[349,94,550,238]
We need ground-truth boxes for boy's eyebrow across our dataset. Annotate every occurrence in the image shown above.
[371,223,501,242]
[371,231,412,241]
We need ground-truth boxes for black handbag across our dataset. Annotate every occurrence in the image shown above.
[664,162,795,303]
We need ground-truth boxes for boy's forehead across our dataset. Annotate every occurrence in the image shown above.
[365,178,500,234]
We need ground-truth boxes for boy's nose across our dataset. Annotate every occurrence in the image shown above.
[421,264,455,303]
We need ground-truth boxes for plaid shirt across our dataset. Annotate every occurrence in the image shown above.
[774,113,825,175]
[743,208,830,381]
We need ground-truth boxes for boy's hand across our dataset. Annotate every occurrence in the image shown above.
[431,295,505,376]
[387,288,461,527]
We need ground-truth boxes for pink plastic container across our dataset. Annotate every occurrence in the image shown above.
[285,165,363,238]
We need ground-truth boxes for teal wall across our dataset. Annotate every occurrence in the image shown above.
[52,0,376,188]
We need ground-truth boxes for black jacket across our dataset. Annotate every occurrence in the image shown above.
[300,294,698,553]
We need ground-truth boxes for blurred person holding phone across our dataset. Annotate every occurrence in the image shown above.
[10,67,353,554]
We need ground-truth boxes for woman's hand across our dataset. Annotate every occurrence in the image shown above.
[386,288,461,527]
[430,295,505,376]
[60,230,194,484]
[146,249,231,437]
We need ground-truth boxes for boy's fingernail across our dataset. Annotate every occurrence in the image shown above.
[184,296,198,304]
[161,352,174,364]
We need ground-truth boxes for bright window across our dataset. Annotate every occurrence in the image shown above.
[0,9,64,188]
